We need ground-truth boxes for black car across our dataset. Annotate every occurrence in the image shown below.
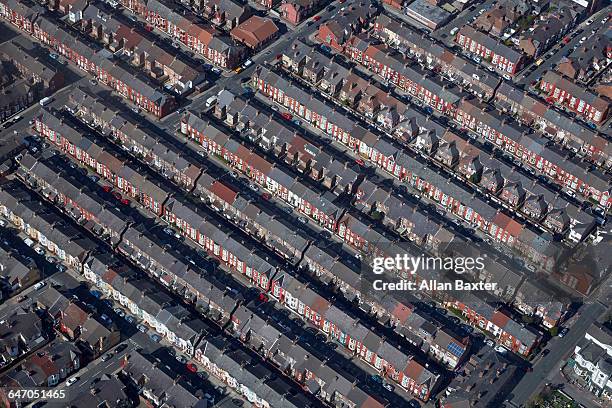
[114,343,128,354]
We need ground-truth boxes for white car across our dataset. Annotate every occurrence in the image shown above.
[33,281,46,290]
[494,345,507,353]
[34,246,45,256]
[65,377,78,387]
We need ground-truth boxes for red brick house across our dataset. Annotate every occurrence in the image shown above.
[455,25,523,75]
[539,71,610,125]
[280,0,322,25]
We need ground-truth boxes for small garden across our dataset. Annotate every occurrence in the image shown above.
[528,389,579,408]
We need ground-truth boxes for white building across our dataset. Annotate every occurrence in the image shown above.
[573,323,612,401]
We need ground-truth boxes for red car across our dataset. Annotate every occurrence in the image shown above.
[258,293,269,302]
[281,112,292,121]
[312,15,321,22]
[101,185,112,193]
[120,198,130,206]
[186,362,197,373]
[112,192,122,201]
[276,54,282,60]
[145,24,154,32]
[355,158,365,166]
[261,193,271,201]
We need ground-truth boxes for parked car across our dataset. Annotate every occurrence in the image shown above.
[558,327,569,338]
[65,377,79,387]
[149,333,162,343]
[137,324,148,333]
[494,345,507,353]
[115,343,128,353]
[101,353,113,362]
[370,375,383,384]
[382,382,394,392]
[89,289,102,298]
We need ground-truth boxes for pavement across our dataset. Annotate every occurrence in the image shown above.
[509,301,607,406]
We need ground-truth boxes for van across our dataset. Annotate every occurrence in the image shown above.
[535,58,544,66]
[39,96,53,106]
[205,95,217,108]
[450,27,459,36]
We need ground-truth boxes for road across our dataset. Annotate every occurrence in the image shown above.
[432,0,497,45]
[159,0,342,130]
[517,8,611,87]
[509,301,607,406]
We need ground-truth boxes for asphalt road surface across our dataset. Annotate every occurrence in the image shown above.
[509,301,607,406]
[517,8,611,87]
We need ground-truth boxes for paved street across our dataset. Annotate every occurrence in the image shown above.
[159,0,340,131]
[509,301,607,406]
[516,7,611,87]
[432,0,497,44]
